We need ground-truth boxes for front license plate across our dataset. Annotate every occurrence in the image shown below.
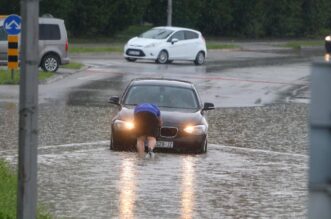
[156,141,173,148]
[128,50,140,55]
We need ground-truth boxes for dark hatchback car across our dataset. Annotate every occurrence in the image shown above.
[108,78,215,153]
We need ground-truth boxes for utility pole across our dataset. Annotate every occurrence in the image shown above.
[309,59,331,219]
[167,0,172,26]
[17,0,39,218]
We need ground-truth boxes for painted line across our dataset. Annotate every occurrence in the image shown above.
[210,144,307,158]
[0,140,307,158]
[86,68,306,86]
[0,141,109,155]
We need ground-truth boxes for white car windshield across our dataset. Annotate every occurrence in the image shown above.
[139,28,173,39]
[124,85,199,109]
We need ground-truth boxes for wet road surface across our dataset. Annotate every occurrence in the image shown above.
[1,142,307,218]
[0,46,316,218]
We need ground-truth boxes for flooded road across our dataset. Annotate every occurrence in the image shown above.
[1,142,307,218]
[0,46,314,218]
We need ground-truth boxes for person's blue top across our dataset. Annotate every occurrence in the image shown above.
[134,103,160,117]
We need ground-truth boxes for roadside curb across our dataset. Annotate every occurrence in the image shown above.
[41,65,89,84]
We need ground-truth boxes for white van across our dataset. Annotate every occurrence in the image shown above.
[0,16,70,72]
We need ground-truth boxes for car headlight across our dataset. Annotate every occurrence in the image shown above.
[145,43,156,48]
[184,125,207,135]
[325,36,331,41]
[114,120,134,131]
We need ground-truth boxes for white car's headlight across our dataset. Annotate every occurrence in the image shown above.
[114,120,134,131]
[145,43,156,48]
[325,36,331,41]
[184,125,207,135]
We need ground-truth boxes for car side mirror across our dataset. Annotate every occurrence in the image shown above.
[108,96,120,105]
[171,38,179,44]
[203,102,215,111]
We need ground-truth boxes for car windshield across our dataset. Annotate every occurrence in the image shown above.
[124,85,199,109]
[139,28,173,39]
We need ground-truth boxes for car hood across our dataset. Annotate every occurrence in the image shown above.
[117,107,203,127]
[127,37,162,47]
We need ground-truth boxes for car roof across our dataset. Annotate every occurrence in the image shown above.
[0,17,64,26]
[130,78,194,89]
[153,26,201,34]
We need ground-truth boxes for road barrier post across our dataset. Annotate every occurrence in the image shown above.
[309,60,331,218]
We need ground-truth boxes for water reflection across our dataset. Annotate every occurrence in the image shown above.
[324,53,330,62]
[119,159,136,219]
[181,157,195,219]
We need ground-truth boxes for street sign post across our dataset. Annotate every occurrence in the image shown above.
[4,14,21,35]
[4,14,21,78]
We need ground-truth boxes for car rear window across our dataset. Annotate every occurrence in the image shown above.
[39,24,61,40]
[124,85,199,109]
[185,31,199,40]
[171,31,185,41]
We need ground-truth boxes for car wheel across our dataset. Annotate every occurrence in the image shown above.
[125,57,137,62]
[110,134,120,151]
[198,139,208,153]
[325,42,331,53]
[156,50,168,64]
[194,51,205,65]
[41,54,60,72]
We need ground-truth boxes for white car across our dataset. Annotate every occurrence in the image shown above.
[123,26,207,65]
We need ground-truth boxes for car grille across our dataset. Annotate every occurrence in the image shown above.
[160,127,178,138]
[126,49,145,57]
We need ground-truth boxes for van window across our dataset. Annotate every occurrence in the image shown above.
[39,24,61,40]
[0,27,7,41]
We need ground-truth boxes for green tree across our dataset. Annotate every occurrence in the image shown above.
[231,0,265,38]
[40,0,72,20]
[263,0,303,37]
[303,0,331,35]
[197,0,233,36]
[0,0,19,15]
[172,0,203,28]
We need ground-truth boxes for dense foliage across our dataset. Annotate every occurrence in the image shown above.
[0,0,330,38]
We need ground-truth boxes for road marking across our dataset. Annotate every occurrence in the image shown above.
[0,141,109,155]
[0,141,307,158]
[211,144,307,158]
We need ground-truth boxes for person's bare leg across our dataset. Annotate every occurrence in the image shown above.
[136,136,146,157]
[147,136,156,151]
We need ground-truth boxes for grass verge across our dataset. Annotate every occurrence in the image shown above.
[281,40,323,49]
[70,46,122,53]
[62,61,84,70]
[207,42,240,50]
[0,159,52,218]
[0,69,53,85]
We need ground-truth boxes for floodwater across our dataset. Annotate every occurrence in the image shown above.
[1,142,307,218]
[0,46,313,218]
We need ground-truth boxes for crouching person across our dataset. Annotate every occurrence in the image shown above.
[134,103,161,158]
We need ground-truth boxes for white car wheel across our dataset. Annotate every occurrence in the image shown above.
[156,50,168,64]
[194,51,205,65]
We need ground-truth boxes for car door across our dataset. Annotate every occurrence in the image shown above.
[0,26,8,63]
[167,30,186,59]
[183,30,200,60]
